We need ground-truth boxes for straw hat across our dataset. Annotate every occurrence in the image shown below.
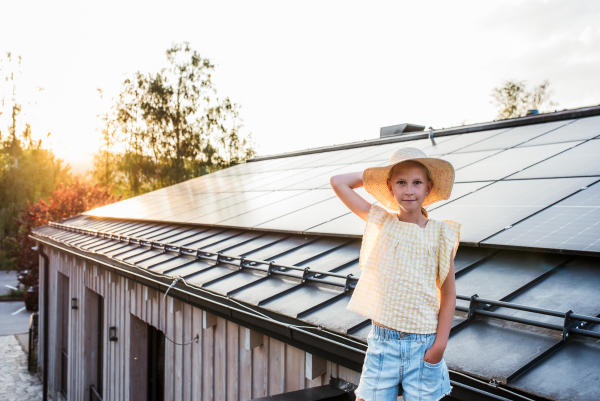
[362,147,455,210]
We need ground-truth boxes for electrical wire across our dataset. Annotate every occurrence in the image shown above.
[159,276,199,346]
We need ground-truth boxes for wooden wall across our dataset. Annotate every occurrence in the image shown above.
[39,246,361,400]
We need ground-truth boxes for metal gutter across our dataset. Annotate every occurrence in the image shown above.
[247,105,600,162]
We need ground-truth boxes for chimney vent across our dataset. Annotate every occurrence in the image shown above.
[380,123,425,138]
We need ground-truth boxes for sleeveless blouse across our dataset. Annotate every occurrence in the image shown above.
[347,204,460,334]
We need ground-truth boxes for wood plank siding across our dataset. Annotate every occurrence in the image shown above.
[39,247,361,400]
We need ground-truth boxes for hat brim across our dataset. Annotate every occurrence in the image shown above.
[362,157,455,210]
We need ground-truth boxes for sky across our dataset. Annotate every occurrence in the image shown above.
[1,0,599,174]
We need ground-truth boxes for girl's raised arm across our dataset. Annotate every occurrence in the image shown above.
[330,171,371,221]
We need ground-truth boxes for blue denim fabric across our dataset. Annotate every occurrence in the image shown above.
[355,324,452,401]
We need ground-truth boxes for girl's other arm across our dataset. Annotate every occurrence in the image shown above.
[424,257,456,364]
[330,172,371,221]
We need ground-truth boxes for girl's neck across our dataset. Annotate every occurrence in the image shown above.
[396,209,429,228]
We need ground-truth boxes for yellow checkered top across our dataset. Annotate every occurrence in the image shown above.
[347,204,460,334]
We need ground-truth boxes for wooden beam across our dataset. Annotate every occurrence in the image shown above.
[244,328,263,351]
[306,353,327,380]
[203,311,217,329]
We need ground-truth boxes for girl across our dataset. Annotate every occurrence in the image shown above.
[330,147,459,401]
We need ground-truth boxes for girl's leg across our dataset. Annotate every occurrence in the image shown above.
[355,330,401,401]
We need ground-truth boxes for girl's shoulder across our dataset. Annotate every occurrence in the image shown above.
[427,218,461,237]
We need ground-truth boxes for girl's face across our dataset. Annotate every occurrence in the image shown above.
[386,161,433,214]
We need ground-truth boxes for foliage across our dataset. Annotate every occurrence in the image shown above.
[93,42,257,198]
[491,79,558,120]
[1,52,72,271]
[11,177,120,287]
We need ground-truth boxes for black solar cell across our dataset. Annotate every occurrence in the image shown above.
[485,181,600,252]
[454,141,580,182]
[456,120,573,152]
[511,139,600,179]
[519,115,600,147]
[429,177,599,243]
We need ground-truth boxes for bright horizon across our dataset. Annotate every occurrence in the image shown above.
[1,1,599,174]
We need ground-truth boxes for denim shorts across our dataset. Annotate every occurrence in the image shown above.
[355,324,452,401]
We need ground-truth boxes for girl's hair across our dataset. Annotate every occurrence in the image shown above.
[387,161,431,218]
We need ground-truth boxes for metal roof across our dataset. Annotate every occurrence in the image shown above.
[32,107,600,400]
[33,215,600,401]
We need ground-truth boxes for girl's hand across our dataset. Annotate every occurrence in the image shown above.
[330,172,371,221]
[423,342,445,365]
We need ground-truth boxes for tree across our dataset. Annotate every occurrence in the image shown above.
[491,79,558,120]
[11,177,120,286]
[94,42,257,198]
[1,53,72,270]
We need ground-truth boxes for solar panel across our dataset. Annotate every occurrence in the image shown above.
[302,147,367,167]
[251,166,342,191]
[439,150,501,170]
[359,137,452,162]
[256,196,353,232]
[146,191,271,222]
[428,182,492,210]
[484,181,600,252]
[518,115,600,146]
[457,120,574,152]
[216,189,336,228]
[306,211,365,236]
[429,177,599,244]
[426,129,511,156]
[328,142,404,165]
[454,141,580,182]
[187,190,306,224]
[511,139,600,179]
[286,162,380,191]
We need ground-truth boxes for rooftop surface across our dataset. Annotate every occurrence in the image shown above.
[33,106,600,401]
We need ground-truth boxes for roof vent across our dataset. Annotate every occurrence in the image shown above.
[526,109,539,116]
[380,123,425,138]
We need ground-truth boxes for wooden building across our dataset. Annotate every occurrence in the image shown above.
[34,107,600,401]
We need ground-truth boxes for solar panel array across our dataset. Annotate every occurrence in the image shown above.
[85,114,600,254]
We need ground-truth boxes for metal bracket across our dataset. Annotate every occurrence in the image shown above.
[301,267,311,283]
[215,253,222,264]
[467,294,485,321]
[267,261,276,276]
[344,274,355,293]
[238,257,246,270]
[562,310,583,342]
